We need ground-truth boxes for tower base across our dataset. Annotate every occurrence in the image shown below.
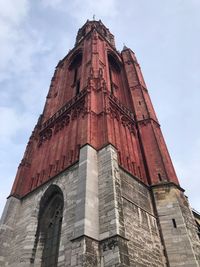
[0,145,199,266]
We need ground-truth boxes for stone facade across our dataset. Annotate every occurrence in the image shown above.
[2,144,199,266]
[152,184,200,266]
[0,163,79,267]
[120,170,166,266]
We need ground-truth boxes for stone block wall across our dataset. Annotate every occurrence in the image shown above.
[180,194,200,265]
[120,170,166,267]
[0,197,21,266]
[0,163,80,267]
[98,145,130,266]
[1,144,200,267]
[152,183,200,267]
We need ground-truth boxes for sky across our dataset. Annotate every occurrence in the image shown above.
[0,0,200,216]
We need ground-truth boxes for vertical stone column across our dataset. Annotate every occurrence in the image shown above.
[152,183,200,267]
[98,145,130,267]
[72,144,100,266]
[71,236,100,267]
[74,144,99,239]
[0,196,21,267]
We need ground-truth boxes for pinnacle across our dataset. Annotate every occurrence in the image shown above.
[122,44,129,51]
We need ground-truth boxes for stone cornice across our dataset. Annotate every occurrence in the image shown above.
[151,181,184,192]
[41,87,88,132]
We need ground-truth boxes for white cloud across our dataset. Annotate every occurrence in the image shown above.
[0,107,36,144]
[0,0,29,81]
[41,0,63,8]
[0,107,21,141]
[0,0,29,25]
[41,0,118,22]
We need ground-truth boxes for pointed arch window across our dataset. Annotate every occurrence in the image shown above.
[69,52,82,96]
[32,185,64,267]
[108,53,122,95]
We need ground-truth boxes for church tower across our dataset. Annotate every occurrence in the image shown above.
[0,20,200,267]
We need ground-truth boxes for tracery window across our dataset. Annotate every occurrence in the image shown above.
[32,185,64,267]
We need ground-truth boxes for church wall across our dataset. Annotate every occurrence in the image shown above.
[0,197,21,266]
[180,193,200,265]
[97,145,130,267]
[0,163,80,267]
[120,169,167,267]
[152,184,200,267]
[1,145,200,267]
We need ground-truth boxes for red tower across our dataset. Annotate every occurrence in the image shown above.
[1,20,199,267]
[11,20,178,198]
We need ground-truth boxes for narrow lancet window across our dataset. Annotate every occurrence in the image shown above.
[108,53,122,95]
[76,80,80,95]
[69,52,82,96]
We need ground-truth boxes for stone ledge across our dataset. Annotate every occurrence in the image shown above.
[99,234,129,243]
[70,234,99,243]
[151,181,185,192]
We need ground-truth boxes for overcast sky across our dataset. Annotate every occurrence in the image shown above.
[0,0,200,216]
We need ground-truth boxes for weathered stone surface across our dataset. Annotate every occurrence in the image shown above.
[98,145,130,266]
[0,197,21,267]
[100,235,130,267]
[98,145,126,240]
[120,169,166,267]
[71,236,99,267]
[152,183,200,267]
[1,145,200,267]
[0,163,79,267]
[74,145,99,240]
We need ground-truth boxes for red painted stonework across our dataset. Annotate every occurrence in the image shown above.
[11,20,179,197]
